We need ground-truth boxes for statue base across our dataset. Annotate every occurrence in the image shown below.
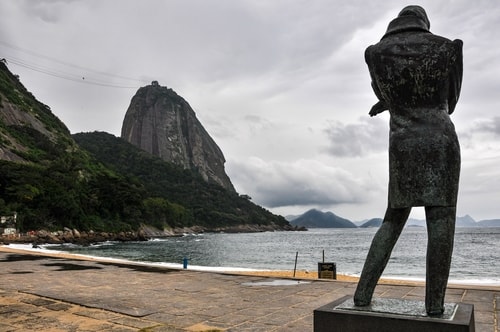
[314,295,474,332]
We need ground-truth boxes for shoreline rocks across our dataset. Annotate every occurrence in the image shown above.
[141,223,307,238]
[1,223,306,246]
[2,228,148,246]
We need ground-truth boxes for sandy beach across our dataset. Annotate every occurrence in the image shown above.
[0,244,425,286]
[1,244,338,279]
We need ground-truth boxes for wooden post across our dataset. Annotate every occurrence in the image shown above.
[293,251,298,277]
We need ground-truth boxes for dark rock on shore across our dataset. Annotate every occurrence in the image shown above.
[3,228,148,246]
[1,223,305,246]
[140,223,307,238]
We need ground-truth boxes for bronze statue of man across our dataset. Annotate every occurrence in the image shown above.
[353,5,463,316]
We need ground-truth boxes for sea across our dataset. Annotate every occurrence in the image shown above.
[7,227,500,286]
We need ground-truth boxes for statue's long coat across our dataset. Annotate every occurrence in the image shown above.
[365,15,462,208]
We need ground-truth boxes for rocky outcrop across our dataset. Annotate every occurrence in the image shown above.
[0,61,73,163]
[0,224,306,246]
[139,223,306,238]
[121,82,235,191]
[3,228,148,246]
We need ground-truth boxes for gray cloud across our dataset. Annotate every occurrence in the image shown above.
[323,117,388,157]
[458,116,500,150]
[228,158,378,209]
[21,0,79,24]
[473,117,500,137]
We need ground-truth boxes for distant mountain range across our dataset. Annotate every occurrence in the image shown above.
[288,209,500,228]
[405,215,500,228]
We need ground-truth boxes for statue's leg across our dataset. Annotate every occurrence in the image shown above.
[354,206,411,306]
[424,206,456,316]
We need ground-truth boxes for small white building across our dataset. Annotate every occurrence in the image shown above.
[1,212,17,236]
[2,227,16,235]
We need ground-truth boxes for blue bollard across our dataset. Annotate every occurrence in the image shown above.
[183,257,189,269]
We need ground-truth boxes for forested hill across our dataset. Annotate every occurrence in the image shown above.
[0,61,103,231]
[73,131,290,231]
[290,209,357,228]
[0,62,290,233]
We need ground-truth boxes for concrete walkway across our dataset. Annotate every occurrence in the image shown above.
[0,251,498,331]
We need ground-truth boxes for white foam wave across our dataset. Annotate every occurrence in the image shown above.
[1,243,264,273]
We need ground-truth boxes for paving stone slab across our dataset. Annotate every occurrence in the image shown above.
[0,251,498,331]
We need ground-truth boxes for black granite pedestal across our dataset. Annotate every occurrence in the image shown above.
[314,295,474,332]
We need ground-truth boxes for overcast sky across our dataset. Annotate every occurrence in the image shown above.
[1,0,499,221]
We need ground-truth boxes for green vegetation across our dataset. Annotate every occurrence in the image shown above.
[73,131,289,229]
[0,63,69,136]
[0,137,148,232]
[0,62,289,233]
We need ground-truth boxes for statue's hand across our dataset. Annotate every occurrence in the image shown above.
[369,101,388,117]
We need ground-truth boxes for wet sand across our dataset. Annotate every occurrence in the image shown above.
[235,270,429,286]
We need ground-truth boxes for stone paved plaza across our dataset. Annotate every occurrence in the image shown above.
[0,250,498,331]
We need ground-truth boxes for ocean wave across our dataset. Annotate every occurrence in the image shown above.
[2,243,265,273]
